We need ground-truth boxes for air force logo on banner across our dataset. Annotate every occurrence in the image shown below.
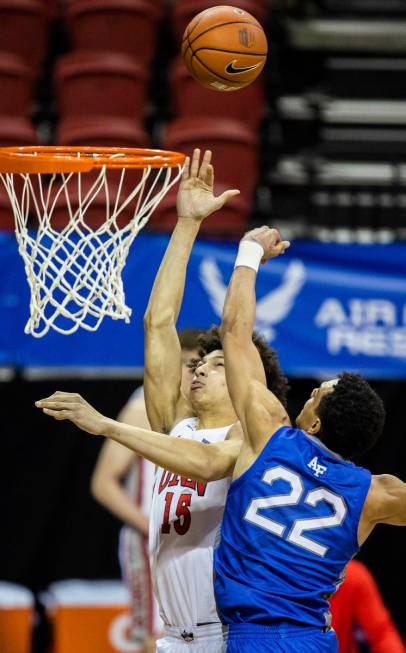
[199,259,306,340]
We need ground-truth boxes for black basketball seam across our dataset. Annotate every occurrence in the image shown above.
[192,52,242,85]
[188,20,264,49]
[181,14,204,45]
[182,21,196,67]
[192,47,267,57]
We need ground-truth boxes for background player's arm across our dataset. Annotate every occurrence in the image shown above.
[220,228,290,453]
[90,393,150,534]
[350,562,406,653]
[36,392,242,482]
[143,148,239,433]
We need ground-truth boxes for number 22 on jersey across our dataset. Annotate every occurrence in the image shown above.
[244,465,347,557]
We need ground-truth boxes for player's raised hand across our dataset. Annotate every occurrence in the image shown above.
[242,226,290,262]
[176,148,240,222]
[35,392,109,436]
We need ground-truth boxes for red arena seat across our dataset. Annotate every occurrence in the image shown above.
[150,183,251,238]
[67,0,162,69]
[56,116,149,148]
[0,116,38,145]
[172,0,267,45]
[170,56,266,129]
[55,51,148,122]
[0,0,50,71]
[0,52,33,117]
[163,117,259,200]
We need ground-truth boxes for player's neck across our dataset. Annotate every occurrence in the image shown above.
[196,406,236,430]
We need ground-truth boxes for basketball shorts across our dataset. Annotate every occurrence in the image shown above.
[224,623,338,653]
[119,526,162,647]
[156,623,225,653]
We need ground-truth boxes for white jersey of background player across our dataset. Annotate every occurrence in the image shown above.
[142,149,240,652]
[91,331,200,653]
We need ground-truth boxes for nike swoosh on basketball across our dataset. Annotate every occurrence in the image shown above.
[225,60,261,74]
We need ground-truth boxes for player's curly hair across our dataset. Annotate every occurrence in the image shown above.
[317,373,385,460]
[196,325,289,408]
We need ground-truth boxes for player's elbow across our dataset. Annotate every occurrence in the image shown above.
[202,448,234,482]
[90,470,109,505]
[144,306,176,330]
[220,321,250,347]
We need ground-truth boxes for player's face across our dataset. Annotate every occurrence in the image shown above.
[295,379,338,435]
[180,348,199,397]
[189,349,229,409]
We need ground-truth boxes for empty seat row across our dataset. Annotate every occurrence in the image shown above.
[0,0,268,74]
[53,51,265,127]
[0,115,260,236]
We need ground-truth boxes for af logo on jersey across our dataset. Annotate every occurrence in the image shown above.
[308,456,328,478]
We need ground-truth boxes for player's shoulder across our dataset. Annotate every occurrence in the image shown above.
[362,474,403,519]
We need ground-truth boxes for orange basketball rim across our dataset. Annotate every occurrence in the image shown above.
[0,145,185,174]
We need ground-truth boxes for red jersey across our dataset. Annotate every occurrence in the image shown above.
[330,560,405,653]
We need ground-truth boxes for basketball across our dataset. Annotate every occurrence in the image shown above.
[181,5,268,92]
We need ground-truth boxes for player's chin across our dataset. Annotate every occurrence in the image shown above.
[190,388,206,407]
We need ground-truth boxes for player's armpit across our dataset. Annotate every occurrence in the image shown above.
[363,474,406,529]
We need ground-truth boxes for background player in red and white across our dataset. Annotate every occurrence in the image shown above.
[91,330,200,653]
[330,559,405,653]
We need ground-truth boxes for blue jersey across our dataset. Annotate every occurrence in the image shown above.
[214,426,371,629]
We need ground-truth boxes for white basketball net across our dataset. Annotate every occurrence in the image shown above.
[0,159,183,337]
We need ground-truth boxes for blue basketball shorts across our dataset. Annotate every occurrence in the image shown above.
[224,623,338,653]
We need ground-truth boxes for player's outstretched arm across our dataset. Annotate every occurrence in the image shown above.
[143,148,239,433]
[360,474,406,543]
[36,392,241,482]
[220,227,290,453]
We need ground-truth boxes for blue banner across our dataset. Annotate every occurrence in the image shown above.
[0,232,405,378]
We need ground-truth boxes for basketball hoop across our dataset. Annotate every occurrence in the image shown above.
[0,146,185,337]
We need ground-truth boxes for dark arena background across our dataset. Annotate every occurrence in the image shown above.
[0,1,405,653]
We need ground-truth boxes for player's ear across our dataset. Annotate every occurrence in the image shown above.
[308,416,321,436]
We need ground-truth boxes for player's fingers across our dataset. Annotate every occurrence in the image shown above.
[42,408,69,420]
[36,401,78,411]
[182,156,190,180]
[190,148,201,178]
[36,395,74,406]
[198,150,212,181]
[217,189,240,206]
[278,241,291,254]
[203,163,214,187]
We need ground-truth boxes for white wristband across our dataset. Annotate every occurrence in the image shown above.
[234,240,264,272]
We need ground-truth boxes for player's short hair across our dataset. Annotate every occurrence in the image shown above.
[197,325,289,409]
[317,373,385,461]
[178,328,203,351]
